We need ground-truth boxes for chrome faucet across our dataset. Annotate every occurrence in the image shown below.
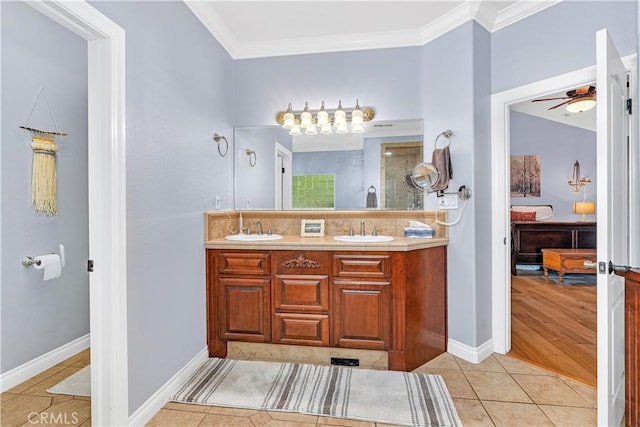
[255,221,263,235]
[371,226,378,236]
[359,220,366,236]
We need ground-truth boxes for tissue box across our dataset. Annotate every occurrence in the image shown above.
[404,228,434,238]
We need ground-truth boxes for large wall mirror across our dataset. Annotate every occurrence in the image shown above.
[233,119,424,211]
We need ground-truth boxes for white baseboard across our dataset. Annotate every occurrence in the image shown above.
[447,338,494,364]
[0,333,90,392]
[128,347,208,427]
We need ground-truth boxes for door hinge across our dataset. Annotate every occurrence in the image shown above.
[627,98,632,114]
[87,260,94,272]
[282,167,285,174]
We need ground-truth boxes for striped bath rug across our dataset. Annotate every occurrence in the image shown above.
[171,358,461,426]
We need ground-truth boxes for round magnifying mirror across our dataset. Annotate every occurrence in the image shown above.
[411,162,439,190]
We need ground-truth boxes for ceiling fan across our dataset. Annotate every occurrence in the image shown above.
[531,85,597,112]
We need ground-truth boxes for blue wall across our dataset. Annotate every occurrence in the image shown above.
[510,111,597,220]
[89,0,234,413]
[1,2,89,373]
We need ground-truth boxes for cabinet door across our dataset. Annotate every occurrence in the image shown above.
[332,280,390,350]
[218,277,271,342]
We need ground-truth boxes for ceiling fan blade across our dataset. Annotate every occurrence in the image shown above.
[547,99,573,110]
[532,96,570,102]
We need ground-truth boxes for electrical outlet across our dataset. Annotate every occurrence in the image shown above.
[438,194,459,210]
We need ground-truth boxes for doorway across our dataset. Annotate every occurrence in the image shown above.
[26,2,129,425]
[275,142,292,210]
[507,88,598,385]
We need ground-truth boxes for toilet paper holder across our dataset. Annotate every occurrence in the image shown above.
[22,256,42,267]
[22,244,66,268]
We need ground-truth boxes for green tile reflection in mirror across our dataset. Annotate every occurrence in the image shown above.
[293,174,335,209]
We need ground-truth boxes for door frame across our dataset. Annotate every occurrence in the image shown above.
[274,142,292,210]
[490,55,637,354]
[26,1,128,425]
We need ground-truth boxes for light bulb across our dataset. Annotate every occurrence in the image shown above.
[317,101,329,127]
[305,123,318,135]
[334,100,346,128]
[320,123,333,134]
[351,99,363,126]
[289,124,301,136]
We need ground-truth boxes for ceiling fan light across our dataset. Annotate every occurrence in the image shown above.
[566,97,596,113]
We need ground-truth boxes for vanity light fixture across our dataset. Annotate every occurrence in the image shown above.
[568,160,591,193]
[276,100,375,136]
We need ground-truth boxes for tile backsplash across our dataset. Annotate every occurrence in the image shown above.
[205,210,448,241]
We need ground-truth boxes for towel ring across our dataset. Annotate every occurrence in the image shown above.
[434,130,452,149]
[246,149,257,167]
[213,133,228,157]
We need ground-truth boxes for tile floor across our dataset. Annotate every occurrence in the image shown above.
[1,349,91,426]
[1,350,597,426]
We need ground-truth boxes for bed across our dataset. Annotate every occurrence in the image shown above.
[511,205,596,276]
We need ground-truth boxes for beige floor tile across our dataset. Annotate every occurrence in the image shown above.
[249,411,274,426]
[561,377,598,408]
[5,365,66,394]
[1,394,52,426]
[197,413,255,426]
[163,401,211,413]
[1,392,21,404]
[464,371,531,403]
[416,352,461,370]
[60,349,90,368]
[262,420,317,427]
[145,408,206,426]
[20,367,83,397]
[267,411,319,423]
[495,354,558,376]
[27,398,91,426]
[452,398,495,427]
[482,401,554,427]
[208,406,260,417]
[456,355,507,373]
[418,368,477,399]
[512,374,591,407]
[539,405,597,426]
[78,417,92,426]
[316,416,375,426]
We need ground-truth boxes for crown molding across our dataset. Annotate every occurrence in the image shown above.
[492,0,562,32]
[186,0,564,60]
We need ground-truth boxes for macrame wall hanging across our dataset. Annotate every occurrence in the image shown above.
[20,88,67,216]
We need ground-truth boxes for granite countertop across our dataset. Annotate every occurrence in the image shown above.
[204,235,448,252]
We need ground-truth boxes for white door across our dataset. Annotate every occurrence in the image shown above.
[596,28,629,426]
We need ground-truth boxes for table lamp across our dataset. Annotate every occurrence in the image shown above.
[573,201,596,221]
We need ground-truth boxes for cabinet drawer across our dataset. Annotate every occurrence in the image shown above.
[333,253,390,278]
[274,275,329,312]
[273,312,329,346]
[219,252,270,276]
[273,251,330,275]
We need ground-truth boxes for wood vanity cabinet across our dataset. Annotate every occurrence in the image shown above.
[206,246,447,371]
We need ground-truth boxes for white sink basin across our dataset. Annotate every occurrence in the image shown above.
[225,234,282,241]
[333,235,394,243]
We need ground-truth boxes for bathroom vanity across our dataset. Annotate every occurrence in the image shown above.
[204,210,449,372]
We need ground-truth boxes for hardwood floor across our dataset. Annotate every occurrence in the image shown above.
[509,271,597,387]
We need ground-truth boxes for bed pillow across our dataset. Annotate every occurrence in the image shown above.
[511,205,554,221]
[510,211,537,221]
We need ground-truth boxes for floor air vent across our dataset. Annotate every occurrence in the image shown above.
[330,357,359,367]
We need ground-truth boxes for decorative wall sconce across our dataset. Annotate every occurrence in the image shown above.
[276,100,375,136]
[246,149,256,167]
[213,133,228,157]
[568,160,591,193]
